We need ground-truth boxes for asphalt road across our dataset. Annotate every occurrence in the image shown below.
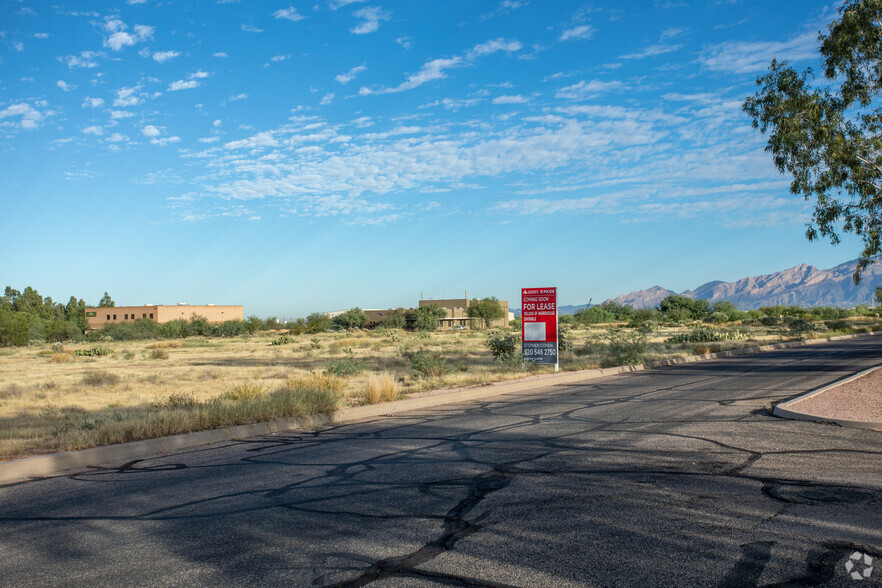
[2,338,881,587]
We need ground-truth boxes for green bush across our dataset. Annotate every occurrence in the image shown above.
[74,346,112,357]
[271,336,294,345]
[486,330,520,359]
[666,327,748,343]
[787,318,815,337]
[601,331,648,368]
[324,351,364,377]
[82,370,120,386]
[704,312,730,325]
[402,348,447,378]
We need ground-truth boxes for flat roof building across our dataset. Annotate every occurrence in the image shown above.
[84,304,244,330]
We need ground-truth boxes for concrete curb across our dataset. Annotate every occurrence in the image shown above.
[773,364,882,432]
[2,330,879,484]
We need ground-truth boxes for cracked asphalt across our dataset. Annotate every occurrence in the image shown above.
[1,338,881,587]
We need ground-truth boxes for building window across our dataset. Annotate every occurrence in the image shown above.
[143,314,147,318]
[113,314,117,320]
[106,315,110,320]
[124,314,128,320]
[149,313,153,319]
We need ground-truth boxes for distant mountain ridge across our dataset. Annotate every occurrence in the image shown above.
[609,259,882,310]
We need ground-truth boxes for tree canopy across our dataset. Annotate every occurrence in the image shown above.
[466,297,506,328]
[332,307,367,329]
[744,0,882,283]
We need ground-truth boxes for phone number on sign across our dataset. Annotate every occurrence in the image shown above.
[523,348,557,357]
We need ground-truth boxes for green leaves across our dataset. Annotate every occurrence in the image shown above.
[744,1,882,283]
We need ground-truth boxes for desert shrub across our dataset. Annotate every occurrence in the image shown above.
[1,383,25,400]
[156,392,199,409]
[402,348,447,378]
[600,331,648,368]
[324,351,364,377]
[215,320,248,337]
[50,351,73,363]
[558,325,574,351]
[82,370,120,387]
[157,319,186,339]
[362,372,397,404]
[627,308,663,329]
[666,327,748,343]
[271,336,294,346]
[43,320,83,343]
[692,344,722,355]
[787,318,815,337]
[74,346,111,357]
[223,383,267,401]
[309,337,322,350]
[486,330,520,359]
[332,307,367,329]
[149,349,169,360]
[704,312,730,325]
[759,316,779,326]
[824,319,850,331]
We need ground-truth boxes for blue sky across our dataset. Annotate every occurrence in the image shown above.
[0,0,860,317]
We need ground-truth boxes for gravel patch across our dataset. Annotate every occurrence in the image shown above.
[791,367,882,422]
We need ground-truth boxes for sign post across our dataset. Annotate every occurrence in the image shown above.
[521,287,558,372]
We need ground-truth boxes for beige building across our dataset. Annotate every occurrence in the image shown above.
[85,304,244,330]
[419,298,510,329]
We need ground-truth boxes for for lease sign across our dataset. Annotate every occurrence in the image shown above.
[521,287,558,366]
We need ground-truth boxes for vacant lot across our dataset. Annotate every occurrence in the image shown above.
[1,320,878,460]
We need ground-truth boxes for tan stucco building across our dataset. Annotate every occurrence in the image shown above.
[418,298,510,329]
[85,304,244,330]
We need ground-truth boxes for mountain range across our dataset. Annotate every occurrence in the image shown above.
[607,259,882,310]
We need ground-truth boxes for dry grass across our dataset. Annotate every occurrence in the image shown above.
[362,372,398,404]
[0,321,859,460]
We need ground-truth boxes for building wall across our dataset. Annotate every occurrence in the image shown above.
[419,298,509,329]
[84,305,244,330]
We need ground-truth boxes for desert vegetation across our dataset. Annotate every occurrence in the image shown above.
[3,287,882,460]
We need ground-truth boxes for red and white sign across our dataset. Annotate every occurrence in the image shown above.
[521,287,558,366]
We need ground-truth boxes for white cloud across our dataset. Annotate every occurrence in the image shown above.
[335,64,366,84]
[560,25,595,42]
[224,131,279,150]
[199,136,220,143]
[556,79,628,100]
[621,42,684,60]
[213,119,223,127]
[153,50,180,62]
[328,0,367,9]
[360,38,520,95]
[107,133,128,142]
[110,110,135,119]
[492,94,528,104]
[274,6,305,21]
[241,23,264,33]
[396,36,412,50]
[271,54,291,62]
[226,93,248,103]
[56,80,75,91]
[102,19,154,51]
[151,136,181,146]
[351,6,390,34]
[699,30,817,74]
[83,125,104,135]
[467,38,522,58]
[213,52,229,58]
[141,124,161,137]
[114,85,143,107]
[62,51,100,68]
[82,97,104,108]
[320,93,335,105]
[189,70,210,79]
[168,79,199,91]
[33,33,50,39]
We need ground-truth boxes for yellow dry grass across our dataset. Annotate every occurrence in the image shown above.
[0,321,857,460]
